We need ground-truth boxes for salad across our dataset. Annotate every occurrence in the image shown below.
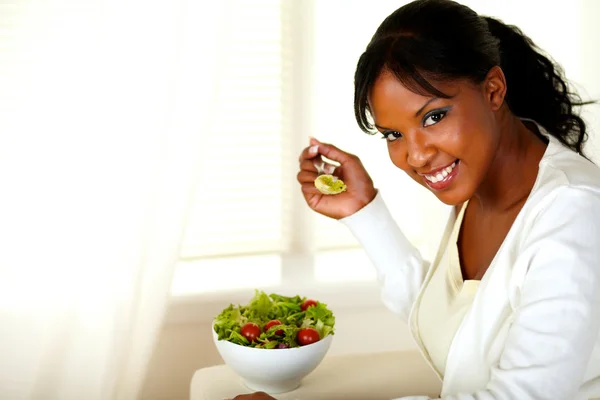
[314,174,347,195]
[213,290,335,349]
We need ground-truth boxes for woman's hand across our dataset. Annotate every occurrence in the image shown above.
[230,392,277,400]
[297,137,377,220]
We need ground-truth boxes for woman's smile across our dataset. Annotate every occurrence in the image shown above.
[419,160,460,191]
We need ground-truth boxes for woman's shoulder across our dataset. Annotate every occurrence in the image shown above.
[515,159,600,279]
[518,140,600,237]
[536,138,600,199]
[528,137,600,214]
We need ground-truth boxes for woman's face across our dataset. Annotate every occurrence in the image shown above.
[368,69,503,205]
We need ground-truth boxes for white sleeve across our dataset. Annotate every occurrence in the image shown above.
[341,191,430,322]
[395,187,600,400]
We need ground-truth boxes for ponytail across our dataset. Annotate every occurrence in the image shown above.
[484,17,592,155]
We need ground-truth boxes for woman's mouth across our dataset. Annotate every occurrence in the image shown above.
[420,160,459,191]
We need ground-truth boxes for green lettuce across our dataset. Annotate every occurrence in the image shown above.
[213,289,335,349]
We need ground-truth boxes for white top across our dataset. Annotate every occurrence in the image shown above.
[418,202,479,377]
[342,125,600,400]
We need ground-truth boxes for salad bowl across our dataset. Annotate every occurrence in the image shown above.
[212,326,333,393]
[212,291,335,393]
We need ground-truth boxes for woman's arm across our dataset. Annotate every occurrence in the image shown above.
[341,191,433,322]
[398,187,600,400]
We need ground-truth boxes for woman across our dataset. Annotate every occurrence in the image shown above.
[234,0,600,399]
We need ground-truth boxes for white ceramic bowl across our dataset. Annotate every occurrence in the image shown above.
[212,326,333,394]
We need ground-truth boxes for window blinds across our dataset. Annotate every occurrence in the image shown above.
[179,0,287,259]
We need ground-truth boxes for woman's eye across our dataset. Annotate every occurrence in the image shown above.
[381,131,402,142]
[423,110,447,127]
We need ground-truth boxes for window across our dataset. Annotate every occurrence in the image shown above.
[170,0,448,297]
[171,0,599,297]
[179,0,286,260]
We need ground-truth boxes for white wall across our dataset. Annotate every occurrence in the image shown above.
[138,2,600,400]
[462,0,600,161]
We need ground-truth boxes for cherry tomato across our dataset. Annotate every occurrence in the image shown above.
[240,322,261,343]
[297,327,320,346]
[301,299,318,311]
[264,320,284,336]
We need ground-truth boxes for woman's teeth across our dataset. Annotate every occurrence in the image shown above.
[424,161,457,183]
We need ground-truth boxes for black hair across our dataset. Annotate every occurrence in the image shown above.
[354,0,592,155]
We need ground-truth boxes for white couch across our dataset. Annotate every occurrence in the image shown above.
[190,350,441,400]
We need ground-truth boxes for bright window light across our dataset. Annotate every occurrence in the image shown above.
[170,254,282,296]
[315,249,377,283]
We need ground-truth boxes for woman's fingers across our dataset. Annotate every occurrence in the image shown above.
[298,139,355,167]
[297,170,318,184]
[231,392,276,400]
[310,141,357,166]
[296,137,376,220]
[299,159,318,173]
[300,182,321,195]
[298,143,320,162]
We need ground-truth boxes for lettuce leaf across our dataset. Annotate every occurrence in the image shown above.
[213,290,335,348]
[304,302,335,330]
[246,289,273,321]
[213,304,247,340]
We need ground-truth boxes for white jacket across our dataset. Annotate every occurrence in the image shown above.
[342,132,600,400]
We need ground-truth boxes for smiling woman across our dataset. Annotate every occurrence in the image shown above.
[283,0,600,399]
[368,70,514,205]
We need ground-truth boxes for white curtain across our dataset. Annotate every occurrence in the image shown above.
[0,0,221,398]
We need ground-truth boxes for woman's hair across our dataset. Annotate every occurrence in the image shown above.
[354,0,592,155]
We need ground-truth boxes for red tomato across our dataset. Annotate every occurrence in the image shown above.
[301,299,318,311]
[297,327,320,346]
[240,322,261,343]
[264,320,284,336]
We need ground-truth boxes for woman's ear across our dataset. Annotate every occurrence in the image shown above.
[484,66,507,111]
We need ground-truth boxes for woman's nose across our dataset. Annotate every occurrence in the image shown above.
[406,135,435,169]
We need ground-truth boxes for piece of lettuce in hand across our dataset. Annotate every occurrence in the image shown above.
[314,174,347,195]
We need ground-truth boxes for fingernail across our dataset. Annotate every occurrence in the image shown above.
[309,145,319,154]
[324,164,335,174]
